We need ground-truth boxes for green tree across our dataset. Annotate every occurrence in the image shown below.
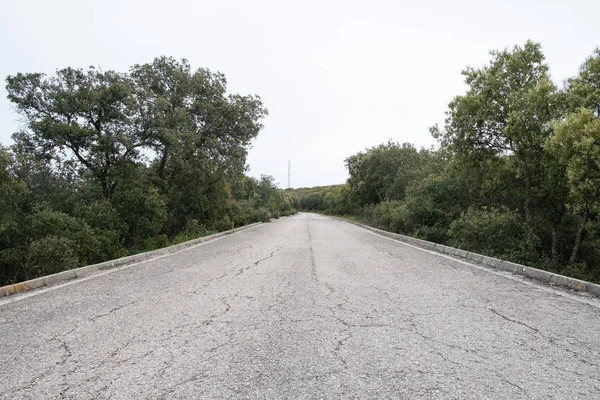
[0,148,28,284]
[6,67,144,198]
[547,109,600,263]
[345,141,420,205]
[432,41,560,250]
[566,48,600,115]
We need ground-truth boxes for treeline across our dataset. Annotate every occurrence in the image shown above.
[293,41,600,283]
[0,57,295,286]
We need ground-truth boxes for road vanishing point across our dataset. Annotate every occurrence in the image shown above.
[1,213,599,399]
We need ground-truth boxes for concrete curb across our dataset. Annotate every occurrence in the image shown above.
[334,217,600,298]
[0,222,263,298]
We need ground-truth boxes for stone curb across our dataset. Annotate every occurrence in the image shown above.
[334,217,600,298]
[0,222,263,298]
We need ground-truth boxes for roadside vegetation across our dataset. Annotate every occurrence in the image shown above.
[0,57,295,286]
[292,41,600,283]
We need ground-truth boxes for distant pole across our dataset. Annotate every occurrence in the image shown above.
[288,159,291,189]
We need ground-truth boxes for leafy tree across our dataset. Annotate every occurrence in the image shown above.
[566,48,600,115]
[432,41,559,233]
[547,109,600,263]
[0,148,28,284]
[345,141,420,205]
[6,67,143,198]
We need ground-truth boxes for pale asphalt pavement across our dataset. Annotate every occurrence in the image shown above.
[1,213,599,399]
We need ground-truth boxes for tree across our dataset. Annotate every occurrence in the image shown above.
[0,148,28,284]
[566,48,600,115]
[547,109,600,263]
[345,141,420,205]
[6,67,144,198]
[432,41,561,250]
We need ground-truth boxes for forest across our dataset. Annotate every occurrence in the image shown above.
[293,41,600,283]
[0,57,295,286]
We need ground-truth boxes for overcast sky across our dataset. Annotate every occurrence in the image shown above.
[1,0,599,188]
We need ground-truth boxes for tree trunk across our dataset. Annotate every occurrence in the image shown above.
[522,169,537,254]
[551,225,558,261]
[569,210,589,264]
[158,148,169,179]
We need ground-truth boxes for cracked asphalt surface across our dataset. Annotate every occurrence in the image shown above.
[1,212,600,399]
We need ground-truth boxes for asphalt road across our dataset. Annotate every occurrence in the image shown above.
[1,213,600,399]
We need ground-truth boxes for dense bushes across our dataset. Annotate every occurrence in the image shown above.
[448,208,530,262]
[371,201,409,234]
[253,208,272,223]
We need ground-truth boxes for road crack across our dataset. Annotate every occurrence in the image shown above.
[489,308,539,333]
[90,300,138,322]
[235,246,283,277]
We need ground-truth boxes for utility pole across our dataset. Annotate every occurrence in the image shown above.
[287,159,291,189]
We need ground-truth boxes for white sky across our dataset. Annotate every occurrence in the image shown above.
[1,0,599,188]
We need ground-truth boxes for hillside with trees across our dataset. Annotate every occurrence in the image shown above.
[293,42,600,283]
[0,57,295,286]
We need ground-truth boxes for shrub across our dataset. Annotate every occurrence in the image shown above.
[371,201,409,233]
[24,207,100,266]
[172,219,208,244]
[448,207,529,262]
[252,207,271,223]
[142,234,170,251]
[213,215,234,232]
[74,200,127,263]
[357,204,375,221]
[27,235,79,276]
[229,200,254,227]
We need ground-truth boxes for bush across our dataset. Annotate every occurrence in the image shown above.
[24,207,100,266]
[171,219,208,244]
[448,207,529,262]
[413,223,448,243]
[213,215,234,232]
[74,200,127,263]
[142,234,170,251]
[272,211,280,219]
[371,201,409,233]
[357,204,375,221]
[252,207,271,223]
[229,200,254,227]
[27,235,79,276]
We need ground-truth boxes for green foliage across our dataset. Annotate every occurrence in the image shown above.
[74,200,127,261]
[24,207,99,266]
[112,179,168,247]
[280,209,298,217]
[252,208,272,223]
[548,109,600,216]
[448,208,529,262]
[345,141,440,206]
[171,219,208,244]
[371,201,409,234]
[142,235,170,252]
[27,236,79,276]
